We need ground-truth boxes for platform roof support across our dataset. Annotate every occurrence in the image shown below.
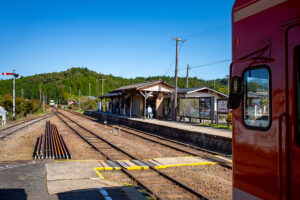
[139,91,153,118]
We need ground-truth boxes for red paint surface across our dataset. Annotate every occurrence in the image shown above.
[2,73,14,75]
[232,0,300,199]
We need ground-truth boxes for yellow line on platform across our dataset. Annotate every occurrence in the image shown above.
[54,159,102,162]
[93,168,104,179]
[154,162,217,169]
[93,168,133,186]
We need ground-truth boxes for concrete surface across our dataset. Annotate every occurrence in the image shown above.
[46,161,100,181]
[152,156,214,166]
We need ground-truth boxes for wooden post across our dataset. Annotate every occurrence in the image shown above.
[186,64,189,88]
[130,94,132,118]
[144,95,146,118]
[139,91,153,119]
[171,37,184,121]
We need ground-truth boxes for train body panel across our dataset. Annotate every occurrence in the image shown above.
[231,0,300,199]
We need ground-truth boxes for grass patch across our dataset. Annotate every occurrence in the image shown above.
[198,123,232,130]
[72,109,85,114]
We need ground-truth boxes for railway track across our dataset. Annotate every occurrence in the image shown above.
[62,109,232,169]
[54,109,210,200]
[0,113,54,140]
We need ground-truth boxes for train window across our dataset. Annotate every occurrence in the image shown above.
[243,66,271,130]
[296,46,300,145]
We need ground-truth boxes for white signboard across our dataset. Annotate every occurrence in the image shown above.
[217,99,228,114]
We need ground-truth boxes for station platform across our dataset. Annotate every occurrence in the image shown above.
[85,111,232,154]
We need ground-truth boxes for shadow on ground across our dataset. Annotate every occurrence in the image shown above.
[0,189,27,200]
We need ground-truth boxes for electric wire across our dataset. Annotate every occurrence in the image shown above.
[165,58,231,75]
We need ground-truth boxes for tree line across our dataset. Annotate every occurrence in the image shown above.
[0,67,229,104]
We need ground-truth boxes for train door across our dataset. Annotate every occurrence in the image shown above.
[287,25,300,199]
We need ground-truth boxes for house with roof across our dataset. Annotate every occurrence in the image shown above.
[99,80,174,118]
[177,87,228,121]
[100,80,228,121]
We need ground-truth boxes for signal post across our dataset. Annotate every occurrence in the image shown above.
[2,70,19,120]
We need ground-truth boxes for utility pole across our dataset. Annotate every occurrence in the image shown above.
[171,37,184,121]
[79,89,81,109]
[39,84,41,101]
[96,79,98,99]
[186,64,189,88]
[99,78,105,96]
[227,75,229,96]
[42,92,45,111]
[69,86,72,100]
[89,83,91,96]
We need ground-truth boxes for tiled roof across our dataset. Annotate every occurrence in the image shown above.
[100,92,122,98]
[177,87,228,97]
[111,80,173,92]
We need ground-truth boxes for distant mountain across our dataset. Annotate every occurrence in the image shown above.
[0,67,228,103]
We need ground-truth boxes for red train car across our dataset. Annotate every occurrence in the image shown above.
[228,0,300,199]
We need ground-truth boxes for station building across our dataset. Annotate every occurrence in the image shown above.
[99,80,228,121]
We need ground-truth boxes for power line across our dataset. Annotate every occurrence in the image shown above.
[189,59,232,69]
[165,58,231,75]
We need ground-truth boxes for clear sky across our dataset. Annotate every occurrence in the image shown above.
[0,0,235,81]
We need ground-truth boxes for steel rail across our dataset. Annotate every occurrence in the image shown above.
[63,109,232,169]
[116,125,232,169]
[59,134,72,159]
[56,110,210,200]
[0,113,53,132]
[65,109,230,156]
[33,121,71,160]
[0,114,54,140]
[54,111,167,200]
[54,125,64,158]
[34,136,41,159]
[50,125,55,159]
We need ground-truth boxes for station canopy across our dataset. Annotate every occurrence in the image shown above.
[100,80,174,98]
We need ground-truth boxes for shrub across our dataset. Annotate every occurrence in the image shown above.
[226,112,232,124]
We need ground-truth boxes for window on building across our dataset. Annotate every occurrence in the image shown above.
[199,97,211,119]
[243,66,271,129]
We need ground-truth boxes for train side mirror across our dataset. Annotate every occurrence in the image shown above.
[227,76,243,109]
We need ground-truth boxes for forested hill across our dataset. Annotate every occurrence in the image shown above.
[0,67,228,103]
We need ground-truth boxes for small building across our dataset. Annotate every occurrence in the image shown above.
[99,80,174,118]
[175,87,228,121]
[68,99,78,106]
[100,81,228,121]
[87,96,97,100]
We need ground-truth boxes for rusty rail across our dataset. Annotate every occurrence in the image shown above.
[34,121,71,159]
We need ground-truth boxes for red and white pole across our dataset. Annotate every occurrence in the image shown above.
[2,70,19,120]
[13,70,15,120]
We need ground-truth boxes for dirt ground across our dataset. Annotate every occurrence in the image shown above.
[0,109,232,199]
[0,115,52,161]
[161,165,232,200]
[0,114,105,161]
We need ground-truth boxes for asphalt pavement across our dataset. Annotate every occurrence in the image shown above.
[0,161,101,200]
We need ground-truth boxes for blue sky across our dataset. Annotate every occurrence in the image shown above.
[0,0,234,80]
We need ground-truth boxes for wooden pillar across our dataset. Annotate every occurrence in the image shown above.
[139,91,152,119]
[144,95,146,118]
[130,94,132,118]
